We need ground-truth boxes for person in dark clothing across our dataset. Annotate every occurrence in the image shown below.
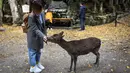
[115,12,118,27]
[79,2,86,31]
[27,0,47,73]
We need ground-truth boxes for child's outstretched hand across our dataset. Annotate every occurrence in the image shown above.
[43,36,47,44]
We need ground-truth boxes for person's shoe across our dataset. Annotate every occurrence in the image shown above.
[30,65,42,73]
[0,27,5,31]
[78,29,84,31]
[37,63,45,70]
[50,28,53,30]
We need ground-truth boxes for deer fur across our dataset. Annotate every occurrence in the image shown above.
[47,31,101,73]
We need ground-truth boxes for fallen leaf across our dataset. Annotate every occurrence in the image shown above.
[125,60,127,62]
[7,66,10,68]
[120,59,123,62]
[14,64,17,66]
[26,62,28,65]
[88,64,92,68]
[112,58,116,60]
[108,64,111,66]
[126,66,130,69]
[124,70,126,72]
[128,51,130,54]
[111,69,114,72]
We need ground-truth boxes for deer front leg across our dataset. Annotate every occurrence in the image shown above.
[74,56,77,73]
[95,52,100,66]
[68,56,74,72]
[92,51,100,66]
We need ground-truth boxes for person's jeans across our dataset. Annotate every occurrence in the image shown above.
[28,48,41,66]
[80,18,85,30]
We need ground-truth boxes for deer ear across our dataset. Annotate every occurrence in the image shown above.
[59,31,64,35]
[62,35,64,38]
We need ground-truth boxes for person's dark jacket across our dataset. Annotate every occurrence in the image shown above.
[79,5,86,19]
[27,12,47,51]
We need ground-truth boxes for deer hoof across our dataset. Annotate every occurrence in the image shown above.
[68,70,72,72]
[68,70,75,73]
[94,63,99,67]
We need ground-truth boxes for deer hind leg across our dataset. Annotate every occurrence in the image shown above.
[74,56,78,73]
[92,51,100,66]
[68,56,74,72]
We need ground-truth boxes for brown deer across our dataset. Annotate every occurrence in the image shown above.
[47,31,101,73]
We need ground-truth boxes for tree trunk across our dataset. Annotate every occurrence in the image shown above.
[109,0,115,13]
[93,2,97,13]
[109,0,113,6]
[17,0,24,24]
[0,0,3,26]
[8,0,20,25]
[0,9,3,26]
[99,2,103,14]
[115,0,119,5]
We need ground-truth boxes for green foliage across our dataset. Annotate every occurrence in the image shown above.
[0,0,3,9]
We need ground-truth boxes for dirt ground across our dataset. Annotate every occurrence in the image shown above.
[0,16,130,73]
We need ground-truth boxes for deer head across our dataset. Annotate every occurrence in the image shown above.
[47,31,64,43]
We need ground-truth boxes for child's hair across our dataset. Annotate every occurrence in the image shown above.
[47,9,51,12]
[31,0,42,11]
[80,1,85,5]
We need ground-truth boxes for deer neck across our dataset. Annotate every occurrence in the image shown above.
[57,39,70,52]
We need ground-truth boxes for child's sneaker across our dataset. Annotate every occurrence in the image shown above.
[30,65,42,73]
[37,63,45,70]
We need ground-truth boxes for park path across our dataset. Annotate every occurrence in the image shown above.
[0,21,130,73]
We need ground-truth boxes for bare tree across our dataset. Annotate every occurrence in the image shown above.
[0,0,5,31]
[8,0,20,25]
[0,0,3,26]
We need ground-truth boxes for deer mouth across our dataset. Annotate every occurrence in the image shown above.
[47,37,53,41]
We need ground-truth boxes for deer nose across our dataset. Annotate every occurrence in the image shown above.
[47,37,52,40]
[47,37,49,39]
